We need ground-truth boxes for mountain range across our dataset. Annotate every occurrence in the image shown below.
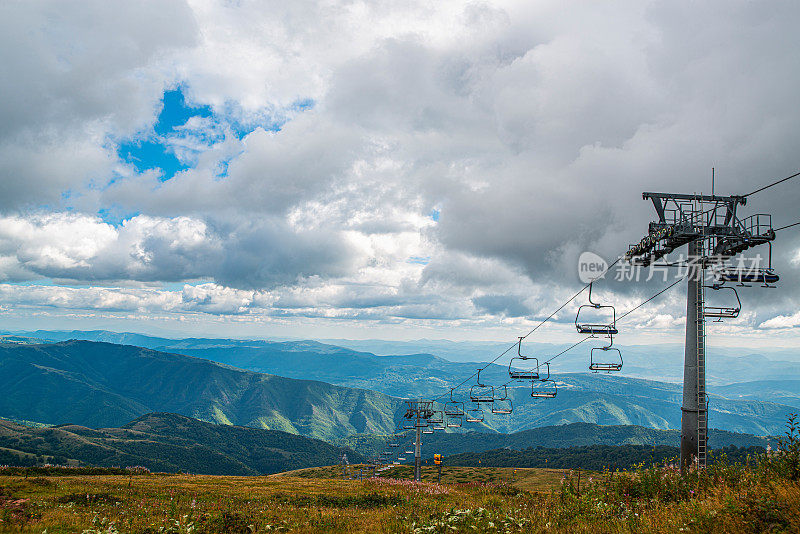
[1,333,796,438]
[0,340,402,441]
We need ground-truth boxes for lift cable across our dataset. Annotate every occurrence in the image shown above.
[743,170,800,198]
[452,169,799,397]
[617,275,687,323]
[775,221,800,232]
[423,171,797,421]
[430,257,622,402]
[437,259,682,402]
[529,274,686,370]
[483,273,687,394]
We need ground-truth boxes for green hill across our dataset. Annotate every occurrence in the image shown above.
[0,413,364,475]
[0,340,403,441]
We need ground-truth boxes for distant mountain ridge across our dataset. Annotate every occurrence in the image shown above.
[15,329,800,386]
[0,413,364,474]
[1,334,796,436]
[0,340,402,441]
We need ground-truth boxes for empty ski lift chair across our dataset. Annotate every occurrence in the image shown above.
[589,338,623,372]
[531,380,557,398]
[703,284,741,321]
[428,410,446,431]
[465,404,485,423]
[428,410,444,424]
[444,389,465,418]
[575,282,618,335]
[509,337,540,380]
[530,362,557,398]
[470,369,495,403]
[446,415,463,428]
[491,385,513,414]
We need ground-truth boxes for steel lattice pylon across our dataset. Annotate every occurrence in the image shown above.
[627,192,777,471]
[403,400,434,481]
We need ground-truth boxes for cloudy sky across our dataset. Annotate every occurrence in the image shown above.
[1,0,799,346]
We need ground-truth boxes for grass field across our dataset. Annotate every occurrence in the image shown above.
[278,464,566,492]
[2,458,799,533]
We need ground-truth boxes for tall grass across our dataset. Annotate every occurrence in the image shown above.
[0,415,798,533]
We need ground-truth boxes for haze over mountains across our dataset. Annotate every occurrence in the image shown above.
[18,329,800,386]
[1,332,797,437]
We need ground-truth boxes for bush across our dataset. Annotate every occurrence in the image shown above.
[759,413,800,481]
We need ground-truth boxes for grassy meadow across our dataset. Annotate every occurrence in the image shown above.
[1,457,799,533]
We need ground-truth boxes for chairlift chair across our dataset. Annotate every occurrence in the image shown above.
[589,345,623,373]
[491,388,513,415]
[427,410,444,424]
[444,389,465,417]
[703,284,741,321]
[422,427,434,434]
[509,337,540,380]
[470,369,495,403]
[465,405,485,423]
[575,282,618,335]
[446,415,463,428]
[531,379,557,398]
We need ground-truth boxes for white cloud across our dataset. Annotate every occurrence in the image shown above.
[0,212,357,289]
[1,1,799,338]
[0,0,197,209]
[759,312,800,330]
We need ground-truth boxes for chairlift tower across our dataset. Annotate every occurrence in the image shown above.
[404,400,434,482]
[627,192,777,470]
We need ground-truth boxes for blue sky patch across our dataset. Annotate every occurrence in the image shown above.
[117,138,190,180]
[117,86,315,181]
[154,88,212,136]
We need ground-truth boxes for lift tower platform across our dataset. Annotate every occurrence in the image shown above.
[626,192,776,470]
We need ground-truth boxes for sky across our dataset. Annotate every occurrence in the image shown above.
[0,0,799,347]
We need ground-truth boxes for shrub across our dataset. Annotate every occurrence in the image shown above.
[759,413,800,481]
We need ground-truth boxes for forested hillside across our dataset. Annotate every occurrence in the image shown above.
[0,341,402,441]
[0,413,364,474]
